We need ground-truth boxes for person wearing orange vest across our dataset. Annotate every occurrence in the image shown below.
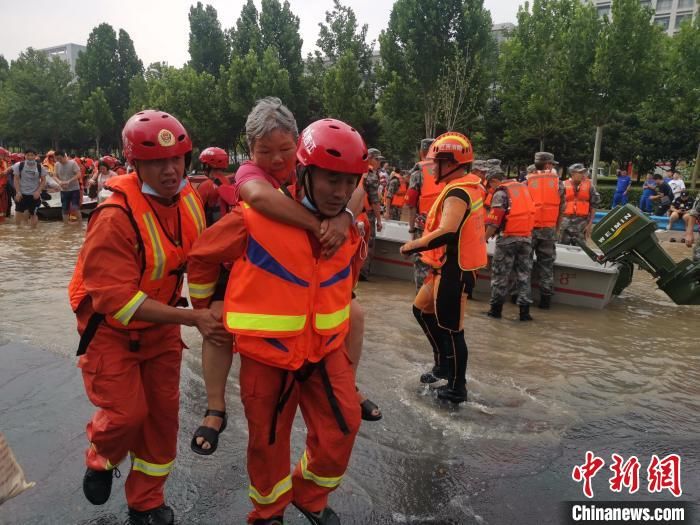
[525,152,566,309]
[68,110,227,525]
[405,138,437,290]
[42,150,56,175]
[359,148,383,280]
[559,163,601,246]
[188,118,366,525]
[383,167,408,220]
[484,167,537,321]
[196,146,233,226]
[400,132,486,404]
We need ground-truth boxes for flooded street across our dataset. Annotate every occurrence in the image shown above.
[1,221,698,524]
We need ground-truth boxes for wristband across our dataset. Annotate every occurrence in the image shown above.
[343,207,355,222]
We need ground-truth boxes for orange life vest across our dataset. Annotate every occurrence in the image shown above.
[421,178,487,271]
[223,204,361,371]
[68,173,206,330]
[387,174,408,208]
[418,162,446,215]
[485,187,495,209]
[564,179,591,217]
[526,170,561,228]
[499,180,535,237]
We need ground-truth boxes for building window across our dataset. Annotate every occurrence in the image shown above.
[655,0,673,12]
[677,0,694,8]
[675,13,693,28]
[654,16,670,29]
[639,0,651,7]
[597,5,611,18]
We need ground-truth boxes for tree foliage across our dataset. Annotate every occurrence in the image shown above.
[188,2,228,78]
[81,87,114,154]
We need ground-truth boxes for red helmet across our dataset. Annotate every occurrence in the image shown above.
[297,118,368,176]
[199,147,228,169]
[427,131,474,165]
[100,155,118,169]
[0,147,9,158]
[122,109,192,163]
[10,153,25,163]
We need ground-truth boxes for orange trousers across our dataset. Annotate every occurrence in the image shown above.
[239,348,361,523]
[77,310,183,512]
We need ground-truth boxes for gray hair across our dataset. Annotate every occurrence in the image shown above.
[245,97,298,150]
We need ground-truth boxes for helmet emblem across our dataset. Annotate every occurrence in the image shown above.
[158,129,176,147]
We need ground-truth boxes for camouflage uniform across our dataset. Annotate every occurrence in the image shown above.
[361,168,381,278]
[528,180,566,297]
[408,163,431,290]
[559,181,601,246]
[689,196,700,262]
[385,175,402,220]
[490,189,533,305]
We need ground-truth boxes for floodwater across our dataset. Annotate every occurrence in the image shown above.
[1,221,698,524]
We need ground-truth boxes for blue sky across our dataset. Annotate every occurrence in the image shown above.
[1,0,522,67]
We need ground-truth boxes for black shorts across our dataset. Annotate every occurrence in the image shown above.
[16,194,41,215]
[60,189,81,212]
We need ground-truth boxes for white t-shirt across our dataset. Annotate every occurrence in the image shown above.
[668,178,686,199]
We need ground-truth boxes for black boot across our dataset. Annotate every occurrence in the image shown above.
[420,365,447,384]
[294,504,340,525]
[83,467,119,505]
[485,303,503,319]
[436,331,468,404]
[414,306,447,383]
[519,304,533,321]
[510,294,518,305]
[253,518,284,525]
[126,504,175,525]
[538,294,551,309]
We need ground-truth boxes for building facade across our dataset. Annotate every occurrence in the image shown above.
[590,0,698,35]
[37,43,86,73]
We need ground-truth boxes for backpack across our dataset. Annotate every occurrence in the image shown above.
[18,161,42,178]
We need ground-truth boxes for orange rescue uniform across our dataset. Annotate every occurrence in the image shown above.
[188,204,362,523]
[526,170,561,228]
[68,173,205,511]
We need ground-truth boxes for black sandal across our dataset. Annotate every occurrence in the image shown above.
[356,386,382,422]
[190,409,227,456]
[293,503,340,525]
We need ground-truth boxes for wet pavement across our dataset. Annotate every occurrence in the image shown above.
[1,221,699,524]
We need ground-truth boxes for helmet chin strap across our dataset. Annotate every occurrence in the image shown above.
[436,162,463,183]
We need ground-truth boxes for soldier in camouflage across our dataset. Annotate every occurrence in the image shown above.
[484,168,536,321]
[559,163,601,246]
[525,152,566,309]
[406,138,435,290]
[360,148,383,280]
[685,195,700,262]
[384,167,406,220]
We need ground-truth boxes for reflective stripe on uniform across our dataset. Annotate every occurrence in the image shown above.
[226,312,307,332]
[130,455,174,477]
[470,198,484,214]
[183,193,205,234]
[112,290,147,326]
[143,212,167,280]
[248,475,292,505]
[189,280,217,299]
[314,304,350,331]
[300,450,343,488]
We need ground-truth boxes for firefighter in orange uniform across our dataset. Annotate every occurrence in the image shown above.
[195,146,232,226]
[525,152,565,309]
[484,168,536,321]
[68,110,227,525]
[188,118,365,525]
[400,132,487,404]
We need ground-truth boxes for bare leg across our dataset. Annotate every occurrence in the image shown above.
[30,213,38,229]
[15,210,26,226]
[668,212,680,230]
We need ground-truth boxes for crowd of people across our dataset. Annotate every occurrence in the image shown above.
[1,96,698,525]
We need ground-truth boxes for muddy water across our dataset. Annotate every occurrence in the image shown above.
[1,221,699,524]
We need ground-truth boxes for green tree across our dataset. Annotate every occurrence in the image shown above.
[188,2,228,78]
[322,51,371,130]
[116,29,144,120]
[0,49,79,149]
[81,87,114,154]
[229,0,262,57]
[0,55,9,84]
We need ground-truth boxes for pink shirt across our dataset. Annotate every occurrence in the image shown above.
[232,161,282,204]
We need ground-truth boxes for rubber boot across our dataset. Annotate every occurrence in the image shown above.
[414,306,447,383]
[485,303,503,319]
[436,331,468,404]
[510,294,518,305]
[519,304,533,321]
[294,504,340,525]
[538,294,551,310]
[126,504,175,525]
[82,467,118,505]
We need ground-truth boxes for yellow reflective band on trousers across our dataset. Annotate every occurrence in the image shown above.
[249,475,292,505]
[183,193,205,234]
[143,212,167,280]
[113,290,147,326]
[314,304,350,331]
[300,451,343,488]
[189,280,216,299]
[130,455,174,477]
[226,312,307,333]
